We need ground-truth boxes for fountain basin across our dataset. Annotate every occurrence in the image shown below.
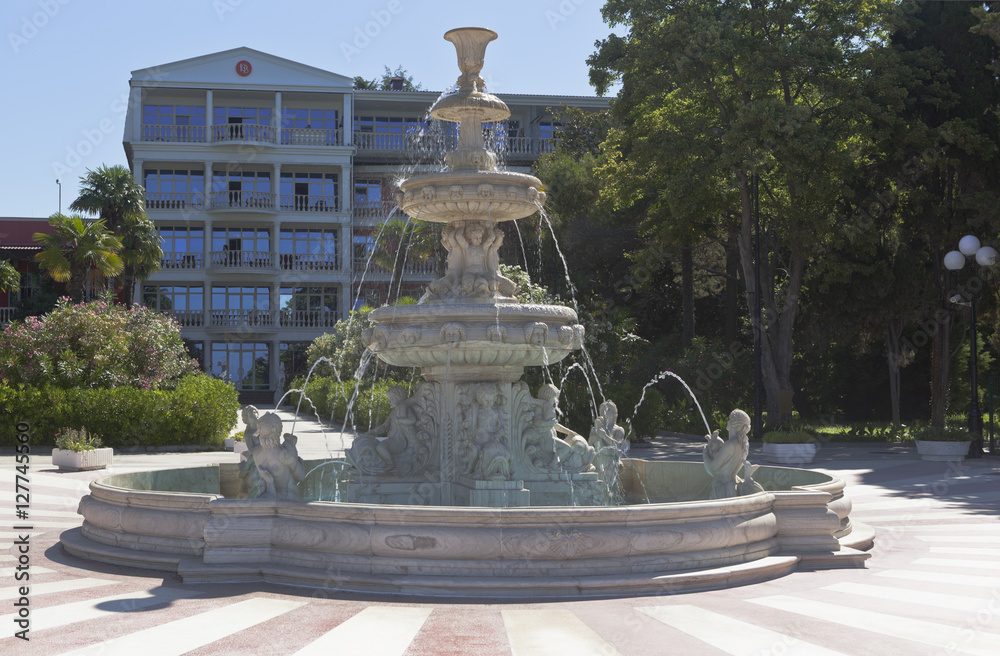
[61,460,873,598]
[398,170,545,223]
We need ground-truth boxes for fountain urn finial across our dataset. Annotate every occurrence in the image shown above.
[444,27,498,90]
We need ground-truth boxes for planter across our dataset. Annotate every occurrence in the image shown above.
[915,440,970,462]
[762,442,817,465]
[224,437,236,451]
[52,447,113,472]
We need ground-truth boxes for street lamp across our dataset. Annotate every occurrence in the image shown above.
[56,179,61,214]
[943,235,998,458]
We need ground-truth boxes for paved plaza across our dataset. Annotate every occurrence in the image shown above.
[2,409,999,655]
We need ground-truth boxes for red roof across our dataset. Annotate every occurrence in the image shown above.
[0,217,54,248]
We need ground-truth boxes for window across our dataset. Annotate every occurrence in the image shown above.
[354,179,382,204]
[14,271,40,307]
[280,286,338,313]
[210,342,270,390]
[353,230,376,263]
[278,342,311,385]
[157,226,204,269]
[144,169,205,208]
[143,285,204,326]
[211,286,271,326]
[212,227,270,254]
[352,115,431,149]
[279,228,338,269]
[279,172,338,211]
[281,108,340,145]
[142,105,206,141]
[213,107,272,142]
[184,340,204,371]
[212,170,272,208]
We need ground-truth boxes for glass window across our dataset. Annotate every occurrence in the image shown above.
[210,342,270,390]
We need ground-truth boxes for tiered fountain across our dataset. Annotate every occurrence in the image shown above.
[61,28,874,597]
[347,27,606,508]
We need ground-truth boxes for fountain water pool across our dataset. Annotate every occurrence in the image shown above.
[60,27,873,597]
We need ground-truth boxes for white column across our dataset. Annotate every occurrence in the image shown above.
[274,163,281,212]
[131,85,142,141]
[205,161,213,210]
[274,91,282,144]
[133,159,144,185]
[205,89,213,142]
[343,91,352,146]
[203,218,213,269]
[340,223,352,321]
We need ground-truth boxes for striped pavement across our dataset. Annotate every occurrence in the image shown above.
[0,439,998,655]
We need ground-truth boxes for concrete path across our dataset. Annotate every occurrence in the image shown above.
[2,409,999,655]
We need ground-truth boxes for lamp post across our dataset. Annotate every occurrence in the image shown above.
[56,179,61,214]
[943,235,998,458]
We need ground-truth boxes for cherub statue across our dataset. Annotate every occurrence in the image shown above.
[589,400,627,476]
[531,384,595,472]
[249,412,306,500]
[370,385,418,468]
[703,409,754,499]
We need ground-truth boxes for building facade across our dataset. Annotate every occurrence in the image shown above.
[123,47,606,403]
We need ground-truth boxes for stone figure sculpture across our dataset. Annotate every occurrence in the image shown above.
[703,409,762,499]
[589,400,627,475]
[525,384,595,472]
[346,383,435,476]
[247,411,306,500]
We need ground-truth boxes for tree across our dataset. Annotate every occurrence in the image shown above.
[589,0,898,425]
[34,214,123,303]
[117,215,163,303]
[0,260,18,294]
[354,66,424,91]
[69,164,161,303]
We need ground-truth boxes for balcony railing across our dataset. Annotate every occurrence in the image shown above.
[280,128,343,146]
[280,309,340,328]
[211,123,276,144]
[169,310,205,327]
[354,259,435,276]
[353,131,456,152]
[279,253,339,271]
[0,307,14,325]
[142,125,207,143]
[278,194,339,213]
[209,250,275,270]
[145,192,206,210]
[210,309,277,328]
[353,199,397,220]
[209,190,276,211]
[504,136,558,156]
[159,253,204,270]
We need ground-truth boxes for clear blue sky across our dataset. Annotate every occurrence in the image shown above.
[1,0,621,219]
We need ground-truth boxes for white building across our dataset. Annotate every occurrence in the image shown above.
[124,47,606,403]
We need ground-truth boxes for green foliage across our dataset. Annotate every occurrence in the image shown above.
[34,213,123,302]
[0,375,237,448]
[0,260,18,293]
[286,376,396,430]
[354,65,424,91]
[0,298,198,389]
[911,426,972,442]
[55,427,103,451]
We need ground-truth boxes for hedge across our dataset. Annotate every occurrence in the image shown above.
[0,374,239,449]
[286,376,401,430]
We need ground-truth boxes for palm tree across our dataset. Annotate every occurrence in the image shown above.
[69,164,160,302]
[117,215,163,303]
[0,260,18,294]
[34,214,123,303]
[69,164,146,232]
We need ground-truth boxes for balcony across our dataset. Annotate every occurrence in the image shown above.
[280,128,343,147]
[211,123,276,145]
[353,131,456,154]
[278,194,340,213]
[159,253,203,270]
[354,200,397,221]
[503,136,558,160]
[145,192,206,211]
[208,191,276,212]
[279,253,339,271]
[209,250,276,271]
[280,309,339,328]
[168,310,205,327]
[209,309,277,329]
[354,259,435,276]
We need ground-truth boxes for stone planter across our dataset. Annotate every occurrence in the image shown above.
[762,442,817,465]
[52,447,113,472]
[224,438,236,451]
[915,440,970,462]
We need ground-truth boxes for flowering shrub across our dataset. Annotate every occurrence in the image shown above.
[0,298,197,390]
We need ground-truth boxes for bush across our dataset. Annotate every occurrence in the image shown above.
[911,426,972,442]
[0,375,237,449]
[286,375,397,430]
[762,430,816,444]
[55,427,103,451]
[0,298,198,390]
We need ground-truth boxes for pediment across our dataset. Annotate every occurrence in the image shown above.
[131,47,354,90]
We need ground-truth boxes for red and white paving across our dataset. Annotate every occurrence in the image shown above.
[2,427,999,656]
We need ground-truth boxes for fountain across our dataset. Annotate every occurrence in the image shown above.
[60,28,874,597]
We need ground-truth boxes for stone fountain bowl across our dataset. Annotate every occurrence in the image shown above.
[364,303,583,377]
[398,170,546,223]
[60,459,873,598]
